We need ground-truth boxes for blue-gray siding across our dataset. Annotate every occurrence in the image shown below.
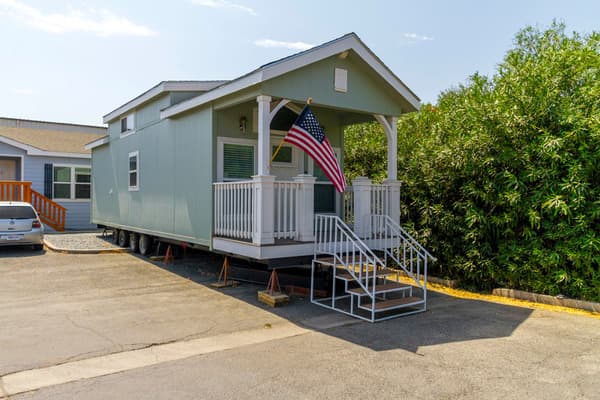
[0,141,94,230]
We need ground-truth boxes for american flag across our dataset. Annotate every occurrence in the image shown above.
[284,106,346,192]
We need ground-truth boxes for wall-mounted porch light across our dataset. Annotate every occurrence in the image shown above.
[239,116,247,133]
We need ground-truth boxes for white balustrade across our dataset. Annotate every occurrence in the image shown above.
[213,181,255,240]
[214,176,316,242]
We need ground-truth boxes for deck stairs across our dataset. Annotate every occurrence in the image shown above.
[311,214,434,322]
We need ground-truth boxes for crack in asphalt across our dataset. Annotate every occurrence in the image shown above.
[1,319,221,378]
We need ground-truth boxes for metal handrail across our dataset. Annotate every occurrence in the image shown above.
[314,214,386,299]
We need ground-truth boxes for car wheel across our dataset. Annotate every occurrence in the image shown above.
[112,229,120,244]
[118,230,129,247]
[139,234,153,256]
[129,233,139,253]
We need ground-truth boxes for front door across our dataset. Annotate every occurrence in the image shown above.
[0,158,18,181]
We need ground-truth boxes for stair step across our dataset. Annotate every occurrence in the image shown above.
[347,281,411,295]
[335,268,396,281]
[358,296,424,312]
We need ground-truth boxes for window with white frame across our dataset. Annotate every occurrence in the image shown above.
[120,114,135,136]
[53,166,91,200]
[128,151,139,190]
[217,138,257,181]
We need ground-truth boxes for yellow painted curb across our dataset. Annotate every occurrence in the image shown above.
[396,276,600,319]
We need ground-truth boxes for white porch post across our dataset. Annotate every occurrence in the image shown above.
[352,177,372,238]
[375,114,401,223]
[293,174,316,241]
[252,175,275,245]
[374,115,398,181]
[257,95,272,176]
[253,95,275,245]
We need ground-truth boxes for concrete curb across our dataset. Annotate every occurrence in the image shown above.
[492,288,600,313]
[43,240,130,255]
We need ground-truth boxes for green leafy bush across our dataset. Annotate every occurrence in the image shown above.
[344,23,600,301]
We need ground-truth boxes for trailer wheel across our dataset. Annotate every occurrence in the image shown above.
[118,230,129,247]
[112,229,120,244]
[129,233,139,253]
[139,234,153,256]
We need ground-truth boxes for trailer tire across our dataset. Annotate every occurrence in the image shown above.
[129,233,139,253]
[112,229,120,244]
[139,234,153,256]
[118,230,129,247]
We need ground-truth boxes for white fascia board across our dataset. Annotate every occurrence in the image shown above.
[161,35,420,119]
[28,150,91,159]
[160,72,263,119]
[103,83,165,124]
[84,136,110,150]
[0,136,91,159]
[103,81,227,124]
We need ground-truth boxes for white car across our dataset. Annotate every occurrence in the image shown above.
[0,201,44,250]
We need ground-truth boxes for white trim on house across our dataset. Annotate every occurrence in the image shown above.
[216,137,258,182]
[160,33,420,119]
[103,81,228,124]
[0,153,24,181]
[84,135,109,150]
[128,151,139,191]
[0,136,91,159]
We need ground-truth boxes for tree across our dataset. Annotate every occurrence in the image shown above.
[344,22,600,300]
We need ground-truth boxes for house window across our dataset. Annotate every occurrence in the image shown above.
[223,143,254,180]
[128,151,139,190]
[271,145,293,164]
[120,114,135,136]
[53,166,91,200]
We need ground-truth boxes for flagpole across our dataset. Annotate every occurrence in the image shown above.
[270,98,312,165]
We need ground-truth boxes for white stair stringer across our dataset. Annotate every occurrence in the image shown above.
[310,214,433,323]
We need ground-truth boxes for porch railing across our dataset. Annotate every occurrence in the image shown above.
[0,180,66,231]
[274,181,301,240]
[0,180,31,202]
[213,181,255,240]
[370,184,391,216]
[213,179,309,242]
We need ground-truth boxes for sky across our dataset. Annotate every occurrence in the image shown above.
[0,0,598,126]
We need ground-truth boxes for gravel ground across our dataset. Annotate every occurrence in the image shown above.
[43,232,122,251]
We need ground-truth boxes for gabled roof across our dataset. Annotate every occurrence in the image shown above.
[0,118,106,158]
[160,33,420,119]
[103,80,229,123]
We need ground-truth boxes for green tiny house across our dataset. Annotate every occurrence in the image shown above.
[88,32,420,261]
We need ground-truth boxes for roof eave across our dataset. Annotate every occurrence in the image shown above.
[160,33,421,119]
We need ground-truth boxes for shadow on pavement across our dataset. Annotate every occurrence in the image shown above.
[146,250,533,353]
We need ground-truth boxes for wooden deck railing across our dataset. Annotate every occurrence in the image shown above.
[0,181,66,231]
[0,180,31,202]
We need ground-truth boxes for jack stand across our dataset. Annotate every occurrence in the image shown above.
[210,256,239,288]
[164,245,174,266]
[258,269,289,307]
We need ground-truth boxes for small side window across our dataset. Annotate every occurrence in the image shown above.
[128,151,139,191]
[120,114,135,135]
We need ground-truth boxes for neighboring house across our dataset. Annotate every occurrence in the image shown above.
[89,33,435,321]
[0,117,106,230]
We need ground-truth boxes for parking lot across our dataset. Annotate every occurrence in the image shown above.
[1,247,599,399]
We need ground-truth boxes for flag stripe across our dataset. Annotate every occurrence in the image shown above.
[287,127,342,181]
[283,106,346,192]
[285,129,344,187]
[284,135,344,190]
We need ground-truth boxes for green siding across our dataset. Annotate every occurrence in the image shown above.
[262,53,404,116]
[92,100,214,246]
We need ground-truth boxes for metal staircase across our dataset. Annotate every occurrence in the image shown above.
[311,214,434,322]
